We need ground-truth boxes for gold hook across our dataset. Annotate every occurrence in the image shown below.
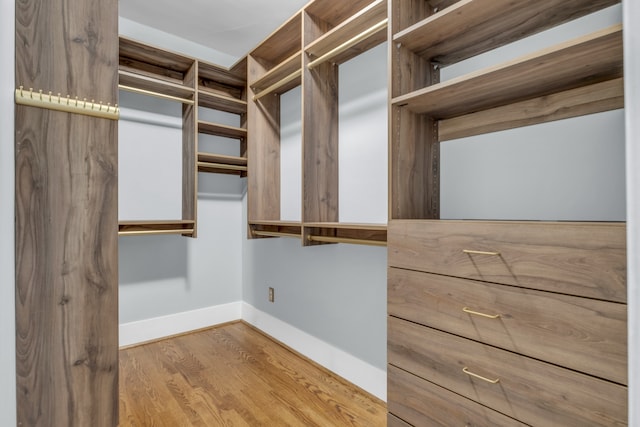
[57,93,61,103]
[29,88,33,99]
[39,89,42,100]
[19,85,23,96]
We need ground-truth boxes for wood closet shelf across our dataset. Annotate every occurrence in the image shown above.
[118,220,195,236]
[305,0,387,66]
[249,221,303,239]
[303,222,387,246]
[198,89,247,114]
[250,12,302,72]
[394,0,619,66]
[197,153,247,176]
[251,51,302,94]
[119,36,196,78]
[199,59,246,89]
[392,25,623,118]
[198,121,247,139]
[119,70,195,101]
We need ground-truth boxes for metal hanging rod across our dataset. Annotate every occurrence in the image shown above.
[118,84,195,105]
[15,86,120,120]
[307,18,388,70]
[307,234,386,247]
[252,69,302,101]
[253,230,301,239]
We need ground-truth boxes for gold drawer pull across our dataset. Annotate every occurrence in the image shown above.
[463,307,501,319]
[463,249,500,256]
[463,367,500,384]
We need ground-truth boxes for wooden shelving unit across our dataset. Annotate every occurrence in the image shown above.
[118,36,198,237]
[247,0,389,246]
[301,0,388,247]
[387,0,626,425]
[196,58,248,178]
[247,12,303,238]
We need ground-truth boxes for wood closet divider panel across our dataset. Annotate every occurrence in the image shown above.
[15,0,119,425]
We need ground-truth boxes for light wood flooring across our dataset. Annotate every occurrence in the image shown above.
[119,321,387,426]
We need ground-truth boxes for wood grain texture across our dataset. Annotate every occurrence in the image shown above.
[302,11,339,237]
[388,317,628,426]
[250,12,302,70]
[119,322,386,426]
[388,220,627,302]
[439,77,625,141]
[388,365,527,427]
[182,62,198,237]
[389,267,627,384]
[15,0,118,425]
[394,0,619,66]
[247,55,281,224]
[393,25,623,118]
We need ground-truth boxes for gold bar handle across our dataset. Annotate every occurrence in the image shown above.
[463,249,500,256]
[462,307,500,319]
[463,367,500,384]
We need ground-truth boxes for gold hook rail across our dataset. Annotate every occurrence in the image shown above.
[307,234,386,247]
[252,230,301,239]
[253,69,302,102]
[15,86,120,120]
[307,19,389,70]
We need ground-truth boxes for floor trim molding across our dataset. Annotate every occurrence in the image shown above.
[118,302,387,401]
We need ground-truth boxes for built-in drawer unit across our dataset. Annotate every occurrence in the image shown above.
[388,317,628,426]
[388,365,527,427]
[388,267,627,384]
[388,220,627,302]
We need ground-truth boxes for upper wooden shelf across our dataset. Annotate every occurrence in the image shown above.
[119,70,195,103]
[305,0,387,66]
[303,222,387,230]
[198,89,247,114]
[251,51,301,93]
[119,36,195,79]
[250,12,302,68]
[118,220,195,237]
[393,0,618,66]
[199,59,246,88]
[249,220,302,239]
[197,153,247,175]
[198,121,247,139]
[392,25,623,118]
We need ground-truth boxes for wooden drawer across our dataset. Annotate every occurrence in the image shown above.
[388,220,626,302]
[388,317,627,426]
[388,364,527,427]
[388,267,627,384]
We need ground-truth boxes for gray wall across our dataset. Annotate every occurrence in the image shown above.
[118,93,244,324]
[440,5,625,221]
[243,43,389,370]
[0,0,16,424]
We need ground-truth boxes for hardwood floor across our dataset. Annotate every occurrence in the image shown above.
[119,321,386,426]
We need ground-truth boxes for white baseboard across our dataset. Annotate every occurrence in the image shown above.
[241,303,387,402]
[119,301,242,347]
[118,301,386,401]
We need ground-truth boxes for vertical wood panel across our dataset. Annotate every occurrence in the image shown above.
[183,61,198,237]
[247,55,281,225]
[302,11,339,245]
[15,0,118,425]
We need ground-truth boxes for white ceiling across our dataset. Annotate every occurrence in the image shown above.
[119,0,309,58]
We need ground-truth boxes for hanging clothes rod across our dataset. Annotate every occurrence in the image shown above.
[253,230,301,239]
[118,229,194,237]
[14,86,120,120]
[118,84,195,105]
[252,69,302,101]
[307,234,387,247]
[307,18,389,70]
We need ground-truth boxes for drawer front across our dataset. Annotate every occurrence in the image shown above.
[388,364,527,427]
[388,317,627,426]
[388,267,627,384]
[388,220,626,302]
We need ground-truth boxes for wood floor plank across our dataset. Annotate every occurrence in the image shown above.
[119,321,386,426]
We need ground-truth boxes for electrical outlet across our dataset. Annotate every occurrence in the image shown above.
[268,287,275,303]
